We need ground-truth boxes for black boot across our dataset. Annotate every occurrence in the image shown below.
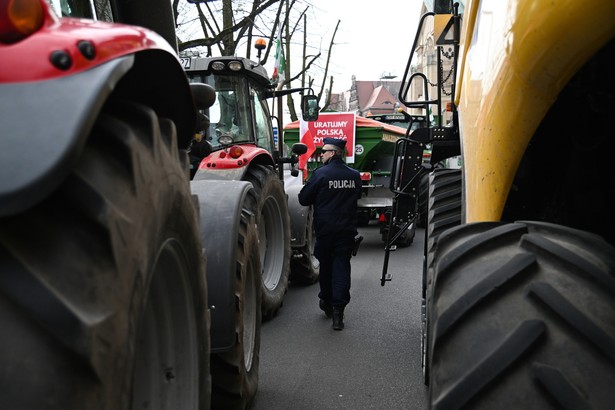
[319,299,333,318]
[332,307,344,330]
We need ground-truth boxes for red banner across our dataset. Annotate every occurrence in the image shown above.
[305,112,356,163]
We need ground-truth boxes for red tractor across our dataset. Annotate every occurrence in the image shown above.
[185,56,320,319]
[0,0,264,408]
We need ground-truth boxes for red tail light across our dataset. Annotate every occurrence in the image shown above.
[228,145,244,159]
[0,0,44,44]
[360,172,371,181]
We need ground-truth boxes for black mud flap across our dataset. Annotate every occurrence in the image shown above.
[190,179,254,352]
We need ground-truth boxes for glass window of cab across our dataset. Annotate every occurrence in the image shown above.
[189,74,254,150]
[49,0,113,21]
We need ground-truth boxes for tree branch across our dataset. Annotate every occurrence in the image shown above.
[318,19,340,102]
[179,0,280,55]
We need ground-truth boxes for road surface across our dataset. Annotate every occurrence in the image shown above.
[252,223,429,409]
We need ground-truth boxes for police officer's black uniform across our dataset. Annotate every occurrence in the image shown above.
[298,138,362,330]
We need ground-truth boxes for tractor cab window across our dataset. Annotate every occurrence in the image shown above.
[48,0,113,20]
[49,0,93,17]
[252,90,274,152]
[203,75,252,150]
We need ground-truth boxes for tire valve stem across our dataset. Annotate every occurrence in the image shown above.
[164,368,176,383]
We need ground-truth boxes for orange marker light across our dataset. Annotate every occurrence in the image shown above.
[254,38,266,51]
[0,0,44,44]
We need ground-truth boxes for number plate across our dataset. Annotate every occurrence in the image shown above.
[180,58,191,69]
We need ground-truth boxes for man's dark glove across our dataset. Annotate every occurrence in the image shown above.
[352,235,363,256]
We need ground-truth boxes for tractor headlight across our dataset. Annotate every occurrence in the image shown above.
[228,61,243,71]
[211,61,225,71]
[218,135,233,146]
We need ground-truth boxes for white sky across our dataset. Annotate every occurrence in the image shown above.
[298,0,423,93]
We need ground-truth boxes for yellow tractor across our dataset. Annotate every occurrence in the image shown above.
[386,0,615,407]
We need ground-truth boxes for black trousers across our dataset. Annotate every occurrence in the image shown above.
[314,232,354,308]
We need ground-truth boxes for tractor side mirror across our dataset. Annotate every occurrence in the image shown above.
[190,83,216,151]
[301,95,319,122]
[291,143,308,156]
[190,82,216,110]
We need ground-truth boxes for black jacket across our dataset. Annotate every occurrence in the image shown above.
[298,157,362,237]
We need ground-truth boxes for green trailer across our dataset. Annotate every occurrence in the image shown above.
[284,115,416,246]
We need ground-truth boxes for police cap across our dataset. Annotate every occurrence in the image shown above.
[322,137,346,152]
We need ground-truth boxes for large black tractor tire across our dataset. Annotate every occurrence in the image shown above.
[422,168,462,385]
[428,221,615,409]
[425,168,463,274]
[244,165,291,320]
[211,206,262,410]
[289,207,319,285]
[0,100,209,410]
[416,172,430,228]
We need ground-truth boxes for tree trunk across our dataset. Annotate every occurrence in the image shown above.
[221,0,234,56]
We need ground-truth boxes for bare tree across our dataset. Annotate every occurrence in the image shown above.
[317,19,340,111]
[288,17,339,117]
[177,0,280,56]
[175,0,340,120]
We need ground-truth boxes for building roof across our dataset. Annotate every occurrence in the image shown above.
[362,85,398,112]
[349,80,403,115]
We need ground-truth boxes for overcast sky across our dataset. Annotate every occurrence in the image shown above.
[177,1,423,95]
[299,0,423,93]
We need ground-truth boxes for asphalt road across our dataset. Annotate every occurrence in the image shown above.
[252,223,429,410]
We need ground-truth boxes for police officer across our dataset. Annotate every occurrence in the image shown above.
[298,137,362,330]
